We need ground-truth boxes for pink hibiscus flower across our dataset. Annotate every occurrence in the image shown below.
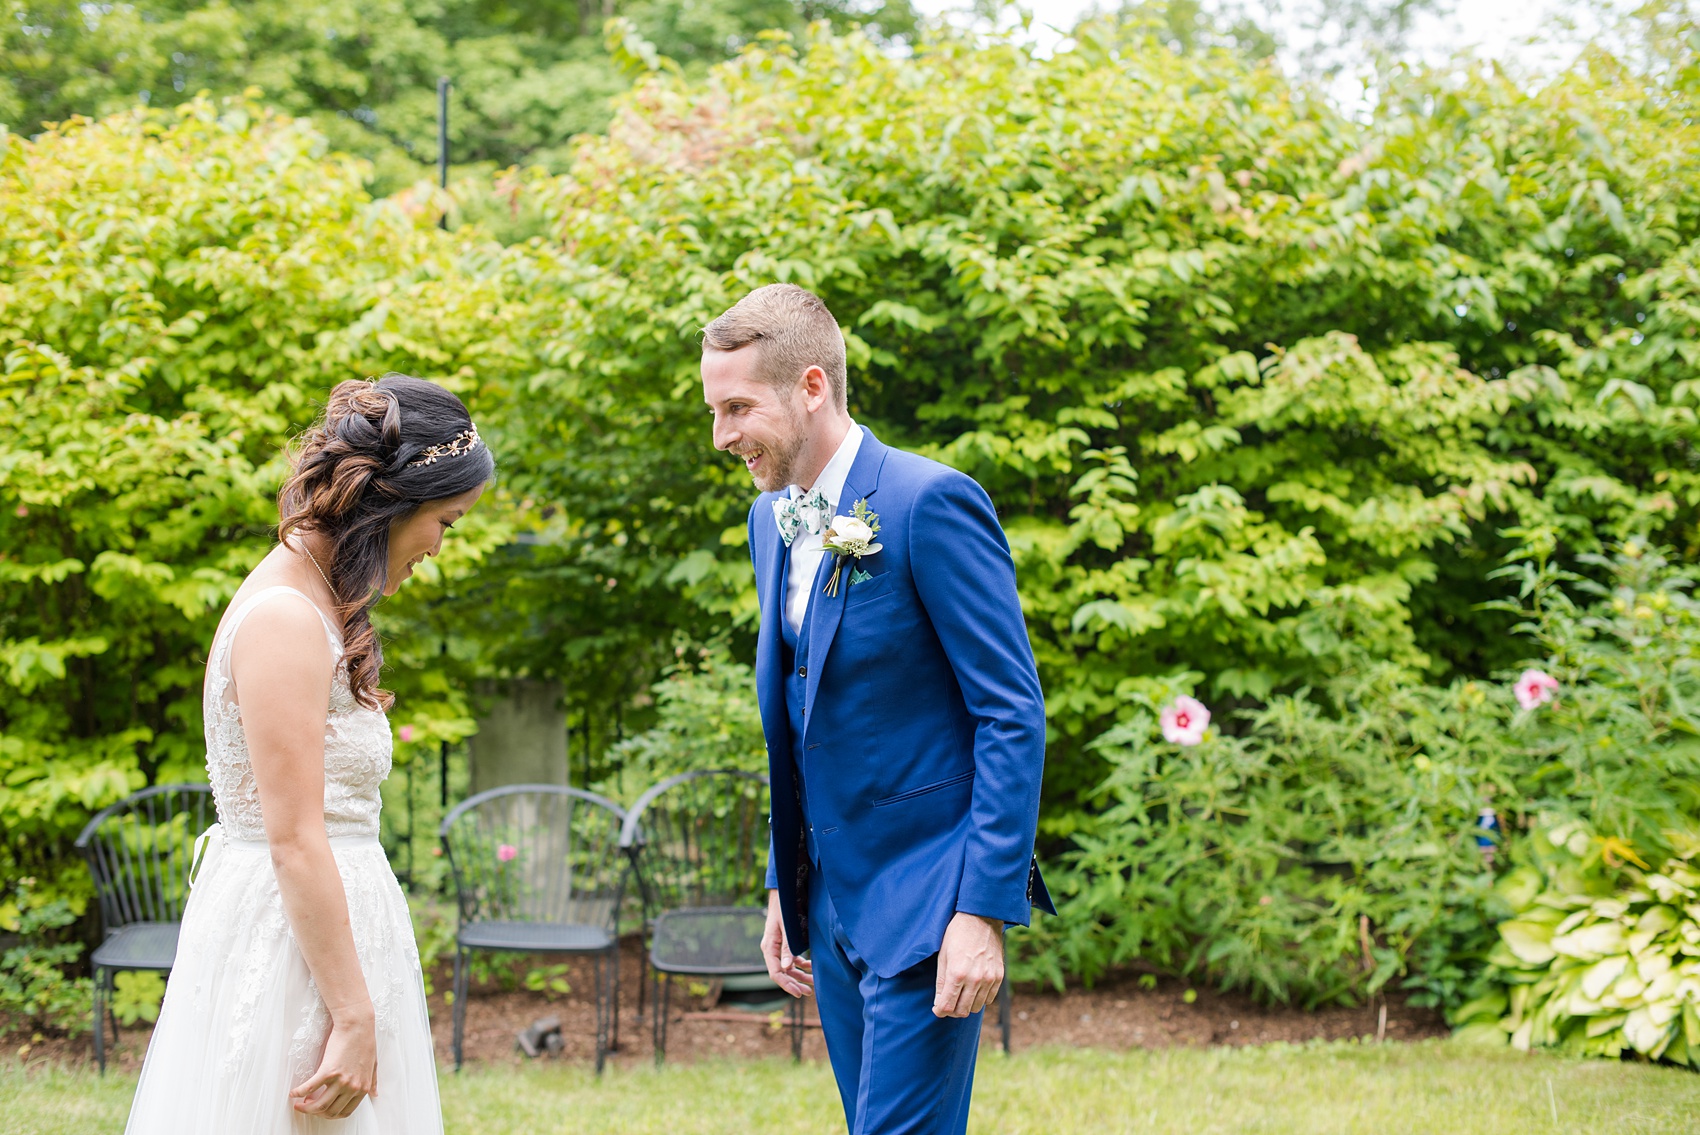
[1160,696,1211,746]
[1514,669,1560,710]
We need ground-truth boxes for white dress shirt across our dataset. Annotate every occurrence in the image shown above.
[783,421,864,635]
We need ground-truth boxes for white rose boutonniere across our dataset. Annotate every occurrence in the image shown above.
[820,499,883,597]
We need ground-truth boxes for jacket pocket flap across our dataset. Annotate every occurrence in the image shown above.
[872,768,975,807]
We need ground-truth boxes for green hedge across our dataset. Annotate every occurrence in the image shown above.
[517,21,1700,823]
[0,100,516,915]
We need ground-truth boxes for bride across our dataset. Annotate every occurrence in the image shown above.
[125,375,493,1133]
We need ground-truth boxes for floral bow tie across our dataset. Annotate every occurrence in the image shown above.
[773,488,831,547]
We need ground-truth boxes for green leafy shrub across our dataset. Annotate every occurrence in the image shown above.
[1478,537,1700,865]
[516,18,1700,832]
[1453,822,1700,1065]
[524,963,574,998]
[1445,538,1700,1057]
[0,97,524,916]
[0,883,92,1038]
[408,895,459,998]
[604,640,766,793]
[1019,659,1511,1006]
[1022,541,1700,1007]
[111,971,166,1027]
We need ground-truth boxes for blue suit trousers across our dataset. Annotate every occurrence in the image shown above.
[809,872,982,1135]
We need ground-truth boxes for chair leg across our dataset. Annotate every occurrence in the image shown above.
[653,970,669,1067]
[593,953,608,1076]
[92,967,107,1075]
[636,952,648,1023]
[610,944,621,1053]
[452,948,468,1072]
[999,980,1012,1055]
[107,970,121,1047]
[790,992,803,1063]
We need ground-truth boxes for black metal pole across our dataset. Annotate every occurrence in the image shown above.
[440,739,450,809]
[436,76,450,230]
[402,742,414,889]
[438,639,450,808]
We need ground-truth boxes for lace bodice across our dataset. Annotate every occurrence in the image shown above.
[203,586,393,842]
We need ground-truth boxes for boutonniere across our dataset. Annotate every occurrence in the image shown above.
[820,499,882,597]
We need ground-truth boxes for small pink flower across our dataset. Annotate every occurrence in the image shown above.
[1514,669,1560,710]
[496,844,518,863]
[13,505,26,517]
[398,725,415,742]
[1160,696,1211,746]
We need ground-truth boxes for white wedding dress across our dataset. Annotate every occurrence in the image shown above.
[126,586,443,1134]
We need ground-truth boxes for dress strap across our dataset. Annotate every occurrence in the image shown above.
[220,585,342,656]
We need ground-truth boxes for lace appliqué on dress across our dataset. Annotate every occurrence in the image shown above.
[202,588,393,842]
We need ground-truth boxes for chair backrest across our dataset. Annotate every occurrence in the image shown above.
[74,783,215,932]
[619,770,770,917]
[439,785,628,931]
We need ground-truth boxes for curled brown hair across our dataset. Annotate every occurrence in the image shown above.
[278,375,495,708]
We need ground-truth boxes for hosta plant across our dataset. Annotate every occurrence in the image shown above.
[1454,820,1700,1065]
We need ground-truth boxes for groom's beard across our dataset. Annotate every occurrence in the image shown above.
[734,410,806,493]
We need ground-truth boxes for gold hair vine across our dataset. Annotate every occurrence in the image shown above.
[407,424,481,467]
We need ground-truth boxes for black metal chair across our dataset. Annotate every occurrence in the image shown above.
[74,783,214,1073]
[620,770,805,1063]
[440,784,629,1072]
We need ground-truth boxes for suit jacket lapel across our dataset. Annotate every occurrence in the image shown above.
[803,428,888,724]
[754,495,792,756]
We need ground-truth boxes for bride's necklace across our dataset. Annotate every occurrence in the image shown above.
[296,540,336,600]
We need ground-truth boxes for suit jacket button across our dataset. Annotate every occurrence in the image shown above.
[797,665,807,678]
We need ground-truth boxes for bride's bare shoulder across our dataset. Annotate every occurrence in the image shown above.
[225,587,336,680]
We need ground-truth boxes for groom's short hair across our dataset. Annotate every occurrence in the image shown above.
[702,284,848,410]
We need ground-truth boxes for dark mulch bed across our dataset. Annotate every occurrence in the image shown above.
[10,937,1446,1073]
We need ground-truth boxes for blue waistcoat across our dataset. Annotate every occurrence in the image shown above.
[779,568,820,865]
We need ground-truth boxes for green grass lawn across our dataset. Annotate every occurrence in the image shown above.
[4,1040,1697,1134]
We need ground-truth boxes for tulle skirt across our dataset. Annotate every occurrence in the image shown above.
[125,827,443,1135]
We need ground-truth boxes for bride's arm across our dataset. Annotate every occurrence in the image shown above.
[232,598,378,1119]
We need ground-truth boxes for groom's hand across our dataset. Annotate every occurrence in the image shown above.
[762,889,813,997]
[934,912,1004,1018]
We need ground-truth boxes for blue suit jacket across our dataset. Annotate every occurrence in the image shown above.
[754,426,1053,979]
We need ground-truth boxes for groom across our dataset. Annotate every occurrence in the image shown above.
[701,284,1052,1134]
